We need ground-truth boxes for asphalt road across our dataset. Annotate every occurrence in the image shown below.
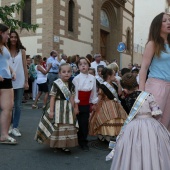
[0,99,112,170]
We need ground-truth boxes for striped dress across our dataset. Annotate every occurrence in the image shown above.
[35,79,78,148]
[89,83,127,138]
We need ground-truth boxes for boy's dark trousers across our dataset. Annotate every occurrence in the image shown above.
[76,105,90,147]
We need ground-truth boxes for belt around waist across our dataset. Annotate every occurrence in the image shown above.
[49,72,58,74]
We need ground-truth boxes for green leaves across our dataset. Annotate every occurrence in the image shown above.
[0,0,38,32]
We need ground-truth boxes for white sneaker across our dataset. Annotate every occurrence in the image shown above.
[8,125,13,134]
[12,128,21,137]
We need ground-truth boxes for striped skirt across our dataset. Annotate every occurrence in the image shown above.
[49,124,78,148]
[35,114,78,148]
[89,99,127,136]
[35,100,78,148]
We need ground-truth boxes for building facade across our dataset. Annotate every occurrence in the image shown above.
[133,0,167,65]
[1,0,134,68]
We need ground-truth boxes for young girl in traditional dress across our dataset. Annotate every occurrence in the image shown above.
[72,57,98,151]
[89,68,127,142]
[95,65,104,89]
[35,63,78,153]
[107,73,170,170]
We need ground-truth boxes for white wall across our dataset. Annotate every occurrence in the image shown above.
[60,37,92,56]
[20,36,42,58]
[134,0,166,47]
[78,17,93,43]
[77,0,93,19]
[77,0,93,43]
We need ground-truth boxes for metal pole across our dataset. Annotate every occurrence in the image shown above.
[120,52,122,69]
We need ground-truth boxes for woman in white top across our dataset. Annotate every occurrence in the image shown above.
[32,55,51,109]
[8,30,29,137]
[0,24,17,144]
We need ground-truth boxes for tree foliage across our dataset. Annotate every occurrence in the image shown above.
[0,0,38,31]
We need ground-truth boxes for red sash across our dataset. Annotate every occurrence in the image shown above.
[78,91,91,105]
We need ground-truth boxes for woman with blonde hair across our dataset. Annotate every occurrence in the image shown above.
[107,62,122,96]
[107,62,119,74]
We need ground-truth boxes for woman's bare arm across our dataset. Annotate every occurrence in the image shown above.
[139,41,155,90]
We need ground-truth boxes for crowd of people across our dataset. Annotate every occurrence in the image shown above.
[0,11,170,170]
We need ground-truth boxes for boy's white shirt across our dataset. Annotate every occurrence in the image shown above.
[72,72,98,104]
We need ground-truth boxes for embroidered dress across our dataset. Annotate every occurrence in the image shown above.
[110,91,170,170]
[35,79,78,148]
[89,82,127,139]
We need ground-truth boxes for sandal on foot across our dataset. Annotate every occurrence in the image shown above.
[98,135,105,141]
[0,136,17,145]
[62,148,71,153]
[32,104,38,109]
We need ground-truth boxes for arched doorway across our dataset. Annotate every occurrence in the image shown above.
[100,1,120,62]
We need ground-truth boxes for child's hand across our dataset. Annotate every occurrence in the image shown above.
[92,104,97,112]
[74,107,79,115]
[49,112,54,119]
[89,112,94,120]
[115,79,120,85]
[121,95,125,99]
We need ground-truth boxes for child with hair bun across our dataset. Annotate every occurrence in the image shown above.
[89,67,127,142]
[107,73,170,170]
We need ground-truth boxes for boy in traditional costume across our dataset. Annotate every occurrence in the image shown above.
[35,63,78,153]
[73,57,98,151]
